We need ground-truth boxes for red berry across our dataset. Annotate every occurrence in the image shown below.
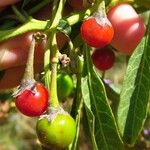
[80,14,114,48]
[15,82,49,117]
[92,47,115,71]
[107,3,146,55]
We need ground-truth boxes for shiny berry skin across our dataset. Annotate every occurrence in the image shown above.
[36,113,76,149]
[92,47,115,71]
[80,15,114,48]
[57,73,74,101]
[15,82,49,117]
[107,3,146,55]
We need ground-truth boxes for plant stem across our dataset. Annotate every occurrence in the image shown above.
[0,18,47,42]
[97,0,106,14]
[48,32,59,108]
[101,71,105,79]
[11,5,27,23]
[71,74,82,118]
[66,7,93,26]
[0,0,96,43]
[44,0,66,108]
[48,0,66,31]
[44,38,51,91]
[22,35,35,81]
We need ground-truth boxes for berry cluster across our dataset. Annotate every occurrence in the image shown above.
[80,3,145,71]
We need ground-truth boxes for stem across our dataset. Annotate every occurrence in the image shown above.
[11,5,27,23]
[50,0,59,23]
[48,31,59,108]
[0,0,97,43]
[47,0,66,31]
[44,0,66,108]
[94,0,107,18]
[71,74,82,118]
[44,38,51,91]
[101,71,105,79]
[68,38,74,55]
[0,18,47,42]
[66,7,93,26]
[22,35,35,81]
[50,61,59,107]
[97,0,106,14]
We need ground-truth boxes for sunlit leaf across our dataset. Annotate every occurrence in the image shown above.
[81,46,124,149]
[117,18,150,145]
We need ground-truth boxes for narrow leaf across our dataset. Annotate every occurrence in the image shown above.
[82,46,124,149]
[117,18,150,145]
[57,19,71,35]
[68,75,83,150]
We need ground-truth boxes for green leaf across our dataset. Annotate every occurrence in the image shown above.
[67,74,83,150]
[117,18,150,145]
[81,46,124,150]
[57,19,71,35]
[68,110,81,150]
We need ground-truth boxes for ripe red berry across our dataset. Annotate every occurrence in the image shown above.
[15,82,49,117]
[80,14,114,48]
[92,47,115,71]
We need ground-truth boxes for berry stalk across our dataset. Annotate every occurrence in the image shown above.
[22,34,35,82]
[44,0,66,108]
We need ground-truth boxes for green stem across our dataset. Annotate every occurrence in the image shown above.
[11,5,27,23]
[50,0,59,23]
[97,0,106,14]
[66,7,93,26]
[49,31,59,108]
[22,35,35,81]
[44,0,66,108]
[71,74,82,118]
[0,1,95,43]
[101,71,105,79]
[48,0,66,31]
[68,38,74,55]
[0,18,47,42]
[44,32,60,107]
[44,38,51,91]
[50,62,59,107]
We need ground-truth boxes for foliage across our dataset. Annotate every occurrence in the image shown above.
[0,0,150,150]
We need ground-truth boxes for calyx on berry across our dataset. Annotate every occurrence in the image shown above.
[36,107,76,149]
[80,11,114,48]
[13,32,49,117]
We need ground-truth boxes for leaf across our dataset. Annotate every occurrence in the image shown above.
[81,46,124,150]
[117,18,150,145]
[67,74,83,150]
[68,110,81,150]
[57,19,71,35]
